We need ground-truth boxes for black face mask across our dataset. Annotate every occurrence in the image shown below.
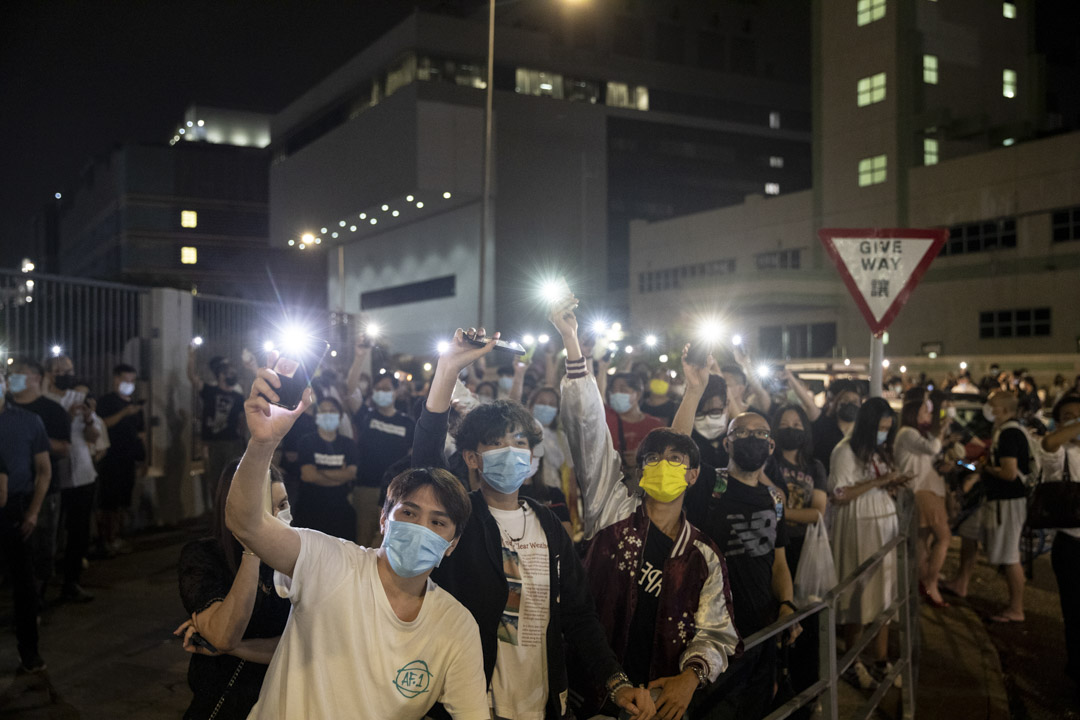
[53,375,76,391]
[224,374,238,386]
[774,427,805,451]
[731,437,772,472]
[836,403,859,422]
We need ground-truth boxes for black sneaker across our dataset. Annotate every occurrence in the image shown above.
[60,584,95,603]
[18,654,47,674]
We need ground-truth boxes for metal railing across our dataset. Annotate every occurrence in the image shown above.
[0,269,149,393]
[741,493,919,720]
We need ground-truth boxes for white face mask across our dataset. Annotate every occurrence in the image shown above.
[982,403,996,423]
[276,505,293,526]
[694,413,728,440]
[945,406,958,420]
[118,381,135,397]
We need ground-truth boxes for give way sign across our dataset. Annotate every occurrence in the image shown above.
[818,228,948,336]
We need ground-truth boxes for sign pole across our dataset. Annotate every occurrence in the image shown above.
[869,334,884,398]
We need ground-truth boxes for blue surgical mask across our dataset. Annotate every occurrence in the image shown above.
[498,377,514,392]
[876,430,890,446]
[8,374,28,394]
[316,412,341,432]
[532,403,557,426]
[610,392,633,414]
[381,519,451,577]
[480,445,533,494]
[372,390,395,408]
[276,505,293,526]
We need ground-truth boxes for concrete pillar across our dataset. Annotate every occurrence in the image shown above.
[148,288,202,523]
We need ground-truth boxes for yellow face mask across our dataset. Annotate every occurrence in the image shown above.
[639,460,688,503]
[649,379,670,396]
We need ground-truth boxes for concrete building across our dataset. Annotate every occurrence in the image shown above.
[268,2,813,354]
[55,106,322,304]
[627,0,1080,366]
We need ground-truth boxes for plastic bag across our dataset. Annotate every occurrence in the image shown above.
[794,516,838,605]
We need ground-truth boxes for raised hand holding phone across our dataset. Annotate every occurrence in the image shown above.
[246,351,315,444]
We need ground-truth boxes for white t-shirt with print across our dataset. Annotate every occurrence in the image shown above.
[249,529,488,720]
[488,504,551,720]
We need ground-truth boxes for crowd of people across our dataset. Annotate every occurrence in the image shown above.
[2,300,1079,719]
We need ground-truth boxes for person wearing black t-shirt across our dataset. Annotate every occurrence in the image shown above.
[811,382,862,474]
[96,364,146,555]
[943,391,1030,623]
[352,375,414,546]
[188,346,246,509]
[683,411,797,720]
[277,406,316,507]
[294,397,358,541]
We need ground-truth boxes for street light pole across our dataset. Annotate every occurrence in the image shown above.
[478,0,495,328]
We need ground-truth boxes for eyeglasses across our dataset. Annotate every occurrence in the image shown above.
[641,453,688,467]
[730,428,771,440]
[695,409,726,419]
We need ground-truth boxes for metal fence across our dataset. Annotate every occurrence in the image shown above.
[0,269,148,393]
[743,494,919,720]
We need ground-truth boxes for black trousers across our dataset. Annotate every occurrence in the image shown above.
[62,482,96,587]
[0,494,41,663]
[1052,532,1080,683]
[692,640,778,720]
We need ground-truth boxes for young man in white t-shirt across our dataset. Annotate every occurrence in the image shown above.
[225,362,489,719]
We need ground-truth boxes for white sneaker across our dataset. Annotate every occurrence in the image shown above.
[843,659,875,690]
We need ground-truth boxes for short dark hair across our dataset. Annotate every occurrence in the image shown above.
[637,428,701,470]
[114,363,137,376]
[850,397,896,465]
[829,378,860,398]
[475,380,498,397]
[383,467,471,538]
[209,356,229,376]
[373,374,400,390]
[1052,393,1080,424]
[720,365,746,386]
[611,372,644,393]
[453,399,542,452]
[496,365,515,377]
[697,374,728,414]
[316,396,343,414]
[11,358,44,377]
[899,398,925,431]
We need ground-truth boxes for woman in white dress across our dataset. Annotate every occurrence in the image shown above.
[894,391,952,608]
[829,397,911,688]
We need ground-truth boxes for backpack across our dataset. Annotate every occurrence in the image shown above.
[995,420,1043,492]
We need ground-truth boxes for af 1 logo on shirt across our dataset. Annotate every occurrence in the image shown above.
[394,659,432,698]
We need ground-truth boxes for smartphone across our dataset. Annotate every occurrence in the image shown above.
[189,632,218,654]
[265,338,331,410]
[463,336,527,356]
[685,341,715,367]
[956,460,977,472]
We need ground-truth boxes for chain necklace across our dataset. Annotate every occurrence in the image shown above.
[500,505,528,543]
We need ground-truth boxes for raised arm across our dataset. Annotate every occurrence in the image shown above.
[344,337,371,414]
[550,297,636,538]
[734,344,771,414]
[187,345,204,393]
[781,368,821,422]
[225,359,311,576]
[673,345,711,437]
[508,360,527,404]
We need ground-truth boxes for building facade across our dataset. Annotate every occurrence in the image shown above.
[268,2,812,354]
[628,0,1080,367]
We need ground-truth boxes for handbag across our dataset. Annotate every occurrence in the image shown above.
[1026,456,1080,529]
[793,517,838,605]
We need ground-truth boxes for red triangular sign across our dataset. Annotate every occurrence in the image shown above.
[818,228,948,336]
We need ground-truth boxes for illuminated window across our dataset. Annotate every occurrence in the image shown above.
[769,111,781,129]
[605,82,649,110]
[517,69,564,98]
[769,156,784,168]
[924,138,939,166]
[765,183,780,195]
[923,55,938,84]
[1003,69,1017,98]
[180,247,198,265]
[181,210,198,228]
[385,54,417,97]
[858,154,888,187]
[857,72,887,107]
[1003,2,1016,19]
[857,0,886,26]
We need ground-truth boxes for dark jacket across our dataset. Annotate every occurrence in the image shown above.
[413,407,622,719]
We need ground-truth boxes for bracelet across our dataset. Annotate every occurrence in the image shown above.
[606,671,632,703]
[242,550,257,557]
[684,658,710,689]
[780,599,798,612]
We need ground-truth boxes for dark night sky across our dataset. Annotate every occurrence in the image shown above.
[0,0,445,268]
[2,1,1077,272]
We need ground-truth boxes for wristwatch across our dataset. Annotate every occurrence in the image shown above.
[685,658,710,689]
[606,671,632,703]
[780,599,798,613]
